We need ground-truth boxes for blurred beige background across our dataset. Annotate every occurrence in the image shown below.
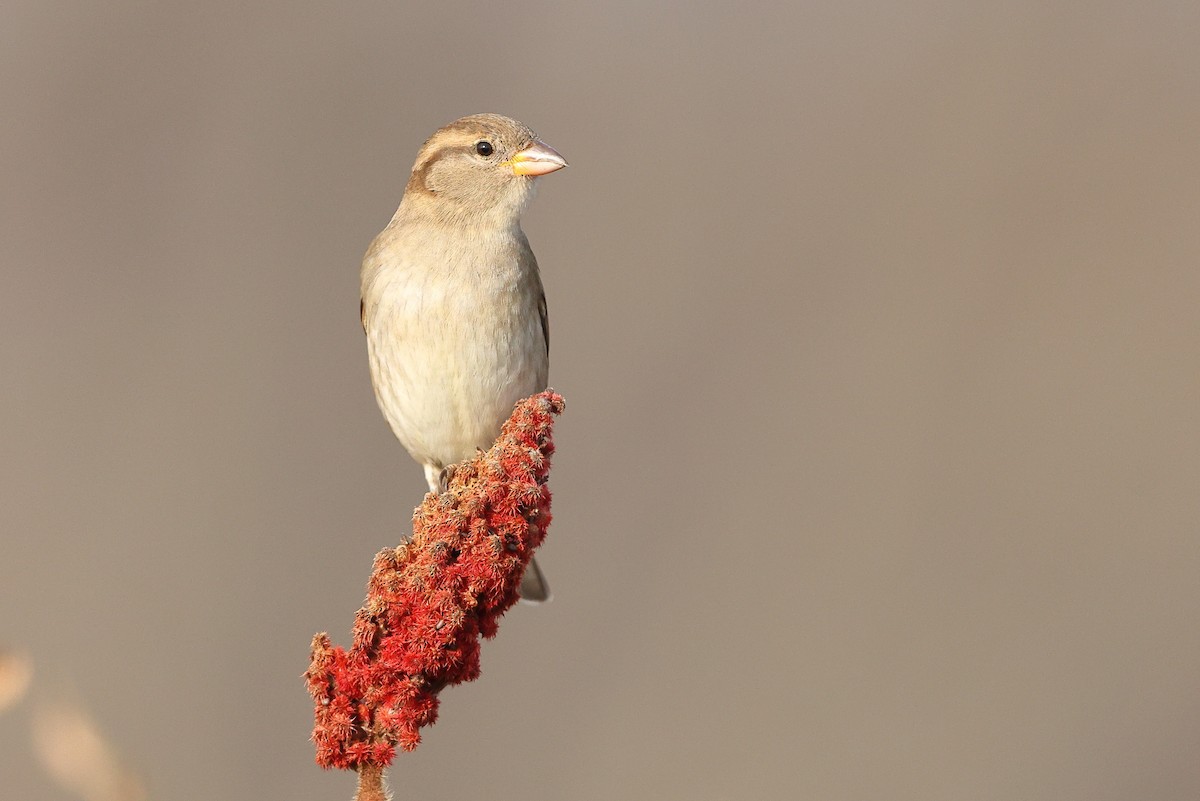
[3,1,1199,799]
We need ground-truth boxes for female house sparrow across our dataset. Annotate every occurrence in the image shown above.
[360,114,567,602]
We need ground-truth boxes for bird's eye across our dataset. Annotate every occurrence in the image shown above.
[475,141,494,157]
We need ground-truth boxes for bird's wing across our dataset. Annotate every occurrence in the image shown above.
[520,232,549,358]
[538,291,549,357]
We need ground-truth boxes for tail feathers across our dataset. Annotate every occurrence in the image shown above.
[519,556,551,603]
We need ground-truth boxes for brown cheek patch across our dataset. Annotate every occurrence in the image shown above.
[407,153,439,194]
[407,143,479,194]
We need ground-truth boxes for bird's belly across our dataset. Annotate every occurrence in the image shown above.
[367,283,546,469]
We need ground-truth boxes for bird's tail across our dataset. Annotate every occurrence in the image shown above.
[519,555,551,603]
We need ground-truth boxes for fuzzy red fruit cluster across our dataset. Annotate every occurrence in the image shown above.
[305,391,565,769]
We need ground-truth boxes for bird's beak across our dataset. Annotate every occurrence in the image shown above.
[507,141,568,176]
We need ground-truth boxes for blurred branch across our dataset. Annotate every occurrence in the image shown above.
[305,391,565,798]
[2,648,144,801]
[33,700,146,801]
[0,649,32,714]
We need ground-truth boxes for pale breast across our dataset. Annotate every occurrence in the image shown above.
[362,225,548,469]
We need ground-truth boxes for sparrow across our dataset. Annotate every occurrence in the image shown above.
[359,113,567,602]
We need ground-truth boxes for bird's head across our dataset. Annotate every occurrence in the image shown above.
[403,113,567,225]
